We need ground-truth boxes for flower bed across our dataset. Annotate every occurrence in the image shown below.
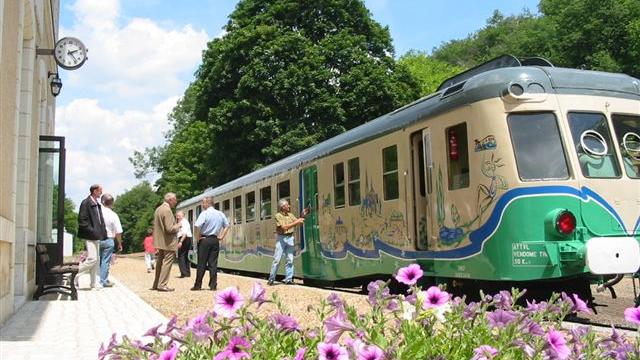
[101,265,640,359]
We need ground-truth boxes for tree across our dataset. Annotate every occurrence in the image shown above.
[539,0,640,76]
[52,185,81,253]
[398,51,464,97]
[432,10,555,68]
[431,1,640,78]
[134,0,420,194]
[113,182,161,253]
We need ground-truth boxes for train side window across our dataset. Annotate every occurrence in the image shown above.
[223,199,231,219]
[508,112,569,180]
[246,191,256,222]
[214,202,220,210]
[233,196,242,224]
[348,158,361,205]
[277,180,290,204]
[260,186,272,219]
[334,162,345,207]
[446,123,470,190]
[196,205,202,218]
[188,209,194,234]
[568,112,621,179]
[382,145,399,200]
[611,114,640,179]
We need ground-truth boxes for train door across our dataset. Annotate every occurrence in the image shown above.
[411,128,434,250]
[300,166,324,278]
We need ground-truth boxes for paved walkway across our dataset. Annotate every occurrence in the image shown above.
[0,276,167,360]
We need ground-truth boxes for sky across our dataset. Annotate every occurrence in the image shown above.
[56,0,539,207]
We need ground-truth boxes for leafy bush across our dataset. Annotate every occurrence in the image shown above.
[101,265,640,359]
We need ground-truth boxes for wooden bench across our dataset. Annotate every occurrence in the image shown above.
[33,244,79,300]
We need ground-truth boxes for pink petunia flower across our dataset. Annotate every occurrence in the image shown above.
[214,336,251,360]
[357,344,385,360]
[271,313,300,333]
[394,264,423,286]
[294,347,307,360]
[545,329,570,360]
[471,345,498,360]
[324,309,356,343]
[214,287,245,318]
[318,342,349,360]
[157,342,179,360]
[186,313,213,341]
[623,306,640,325]
[571,294,591,314]
[249,282,266,307]
[420,286,450,309]
[486,309,517,329]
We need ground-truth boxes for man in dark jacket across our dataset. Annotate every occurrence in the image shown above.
[77,184,108,289]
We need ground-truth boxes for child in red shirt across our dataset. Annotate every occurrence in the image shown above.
[143,229,156,273]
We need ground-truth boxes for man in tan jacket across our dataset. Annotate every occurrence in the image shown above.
[151,192,181,292]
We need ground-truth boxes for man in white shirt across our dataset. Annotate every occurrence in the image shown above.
[176,211,193,278]
[100,193,123,287]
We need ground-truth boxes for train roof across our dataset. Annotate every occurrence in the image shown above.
[178,58,640,209]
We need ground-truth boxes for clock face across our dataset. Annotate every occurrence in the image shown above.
[54,37,87,70]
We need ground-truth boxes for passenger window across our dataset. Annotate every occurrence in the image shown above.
[612,114,640,179]
[348,158,361,205]
[508,112,569,181]
[214,202,220,210]
[260,186,272,219]
[446,123,470,190]
[382,145,399,200]
[246,191,255,222]
[196,205,202,217]
[277,180,290,204]
[334,162,345,208]
[568,112,621,178]
[223,199,231,219]
[233,196,242,224]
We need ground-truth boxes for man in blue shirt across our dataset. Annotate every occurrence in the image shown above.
[191,196,229,291]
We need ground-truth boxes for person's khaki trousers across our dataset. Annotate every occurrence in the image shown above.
[152,249,176,289]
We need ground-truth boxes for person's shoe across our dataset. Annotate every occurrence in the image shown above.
[209,286,217,291]
[103,280,115,287]
[283,280,294,285]
[190,286,202,291]
[267,280,274,286]
[147,269,151,273]
[157,287,174,292]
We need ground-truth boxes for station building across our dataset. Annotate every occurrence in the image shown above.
[1,0,61,325]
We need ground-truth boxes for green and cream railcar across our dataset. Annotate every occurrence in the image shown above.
[178,55,640,297]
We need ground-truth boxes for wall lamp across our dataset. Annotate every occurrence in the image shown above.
[48,72,62,97]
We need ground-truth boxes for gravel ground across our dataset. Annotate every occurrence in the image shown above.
[110,253,370,327]
[110,253,640,329]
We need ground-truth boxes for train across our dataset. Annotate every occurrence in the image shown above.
[177,55,640,300]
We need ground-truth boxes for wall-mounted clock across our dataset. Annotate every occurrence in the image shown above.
[54,37,87,70]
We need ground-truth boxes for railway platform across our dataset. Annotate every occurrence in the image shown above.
[0,277,167,360]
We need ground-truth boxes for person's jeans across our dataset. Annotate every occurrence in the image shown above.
[99,238,115,285]
[269,235,295,282]
[145,252,155,270]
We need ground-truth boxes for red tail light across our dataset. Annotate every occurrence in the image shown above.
[556,211,576,235]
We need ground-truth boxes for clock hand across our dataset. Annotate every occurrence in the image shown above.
[67,51,78,62]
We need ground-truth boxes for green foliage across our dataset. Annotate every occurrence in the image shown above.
[113,182,161,253]
[52,185,81,253]
[398,51,464,96]
[431,0,640,77]
[134,0,420,193]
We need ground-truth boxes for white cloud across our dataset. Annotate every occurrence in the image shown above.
[56,97,178,206]
[56,0,209,204]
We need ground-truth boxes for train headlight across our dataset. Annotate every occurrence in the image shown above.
[556,211,576,236]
